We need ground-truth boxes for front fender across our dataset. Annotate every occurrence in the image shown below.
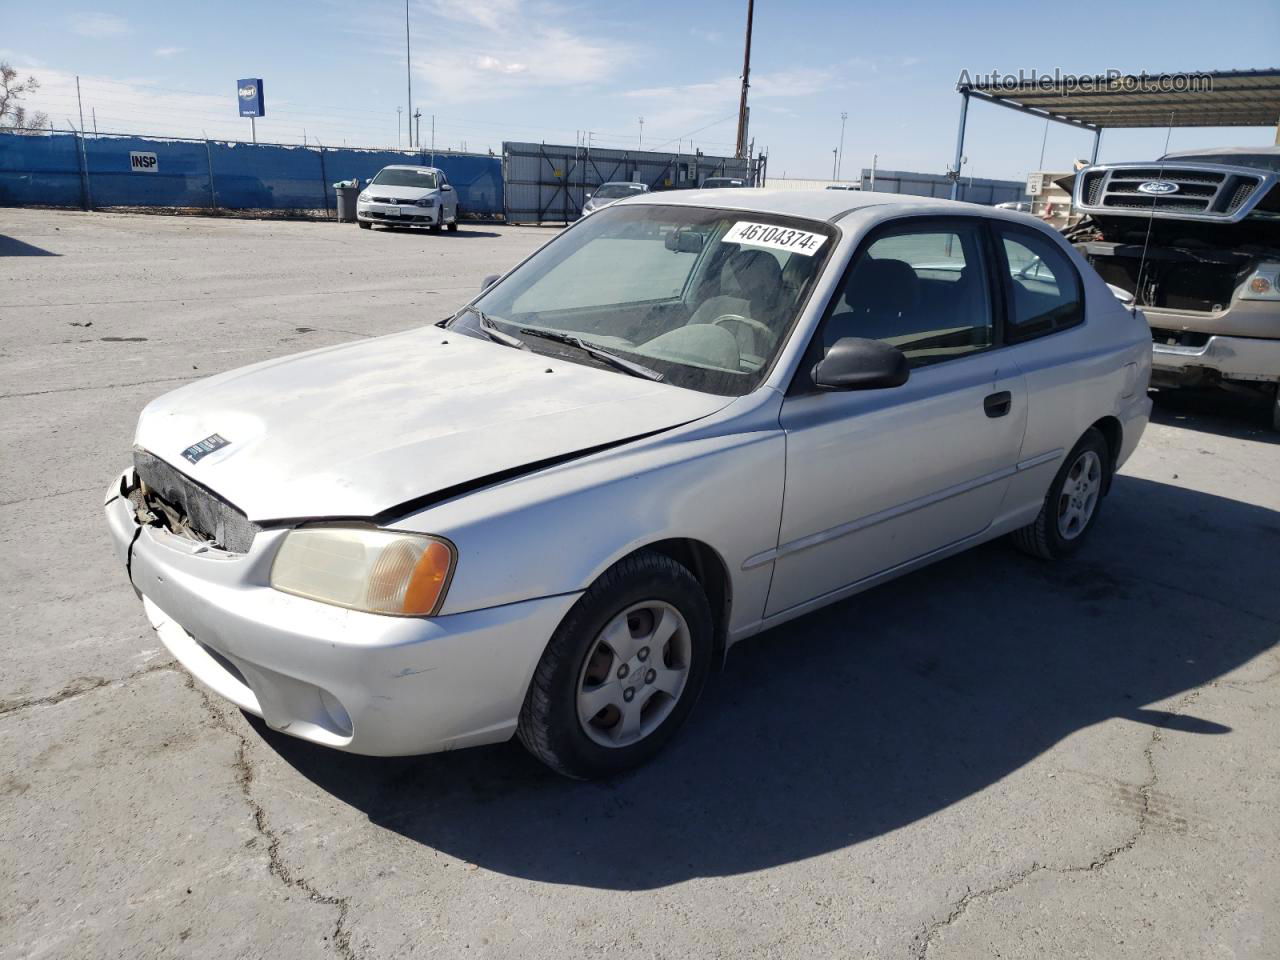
[400,401,786,639]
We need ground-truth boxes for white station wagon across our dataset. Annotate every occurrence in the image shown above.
[106,189,1152,778]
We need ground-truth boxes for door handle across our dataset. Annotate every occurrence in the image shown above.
[983,390,1012,418]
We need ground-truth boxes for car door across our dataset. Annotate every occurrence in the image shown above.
[764,217,1028,618]
[441,176,458,220]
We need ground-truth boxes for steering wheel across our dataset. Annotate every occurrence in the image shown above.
[710,313,774,353]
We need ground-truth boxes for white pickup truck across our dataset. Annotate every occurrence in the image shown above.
[1066,146,1280,428]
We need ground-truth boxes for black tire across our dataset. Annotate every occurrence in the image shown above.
[517,551,714,779]
[429,212,443,233]
[358,220,372,230]
[447,216,459,233]
[1011,427,1111,560]
[1271,385,1280,433]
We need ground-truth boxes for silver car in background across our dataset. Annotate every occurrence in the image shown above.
[106,190,1151,779]
[581,181,648,216]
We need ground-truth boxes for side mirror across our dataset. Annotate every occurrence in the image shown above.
[812,337,909,390]
[480,274,500,292]
[441,183,453,192]
[585,192,593,200]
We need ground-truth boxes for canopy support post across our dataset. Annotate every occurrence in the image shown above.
[949,89,970,201]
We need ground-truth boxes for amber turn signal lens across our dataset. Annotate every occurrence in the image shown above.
[403,540,455,615]
[1249,276,1271,295]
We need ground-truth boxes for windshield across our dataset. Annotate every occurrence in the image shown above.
[454,204,836,396]
[1160,154,1280,173]
[594,183,647,200]
[371,168,439,188]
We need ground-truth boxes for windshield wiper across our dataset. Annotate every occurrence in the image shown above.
[517,327,664,382]
[456,304,527,350]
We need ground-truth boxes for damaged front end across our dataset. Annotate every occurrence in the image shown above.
[124,450,261,554]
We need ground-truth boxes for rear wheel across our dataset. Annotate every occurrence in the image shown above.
[1011,428,1110,560]
[517,551,713,779]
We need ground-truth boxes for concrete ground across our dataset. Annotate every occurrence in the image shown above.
[1,208,1277,960]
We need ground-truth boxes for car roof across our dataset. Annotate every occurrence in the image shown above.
[599,180,646,187]
[624,188,981,222]
[379,164,442,173]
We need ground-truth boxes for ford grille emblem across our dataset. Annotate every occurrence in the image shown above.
[1136,180,1180,196]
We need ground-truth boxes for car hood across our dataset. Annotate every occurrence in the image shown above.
[134,328,733,523]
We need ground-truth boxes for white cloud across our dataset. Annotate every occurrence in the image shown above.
[366,1,633,102]
[153,47,184,58]
[68,12,131,37]
[475,55,527,75]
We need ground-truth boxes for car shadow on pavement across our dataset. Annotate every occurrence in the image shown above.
[253,475,1278,890]
[0,235,60,256]
[370,226,504,239]
[1151,388,1279,444]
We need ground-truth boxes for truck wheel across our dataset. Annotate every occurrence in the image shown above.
[1011,427,1111,560]
[518,551,713,779]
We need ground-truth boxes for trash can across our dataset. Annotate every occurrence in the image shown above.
[333,179,359,223]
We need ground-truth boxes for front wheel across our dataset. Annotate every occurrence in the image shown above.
[517,551,713,779]
[1011,427,1110,560]
[358,220,372,230]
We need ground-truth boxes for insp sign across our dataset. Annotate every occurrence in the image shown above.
[129,152,159,173]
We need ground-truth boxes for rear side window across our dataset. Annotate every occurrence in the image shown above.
[996,225,1083,340]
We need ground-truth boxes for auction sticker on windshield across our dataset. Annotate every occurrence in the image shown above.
[722,221,827,256]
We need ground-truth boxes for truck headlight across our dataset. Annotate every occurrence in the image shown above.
[1241,265,1280,301]
[270,527,455,616]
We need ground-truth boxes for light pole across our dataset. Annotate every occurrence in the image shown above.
[405,0,413,147]
[837,111,847,180]
[397,107,402,148]
[832,148,838,181]
[638,116,644,150]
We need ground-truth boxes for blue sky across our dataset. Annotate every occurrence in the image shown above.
[4,0,1278,182]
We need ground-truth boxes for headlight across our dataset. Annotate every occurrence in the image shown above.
[1240,264,1280,301]
[357,191,369,202]
[270,527,455,616]
[415,196,436,207]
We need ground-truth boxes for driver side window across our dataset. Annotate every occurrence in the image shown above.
[820,222,994,368]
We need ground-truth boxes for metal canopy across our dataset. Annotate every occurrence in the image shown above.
[961,68,1280,130]
[947,68,1280,199]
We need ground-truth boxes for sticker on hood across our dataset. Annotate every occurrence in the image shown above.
[182,433,231,464]
[722,221,827,256]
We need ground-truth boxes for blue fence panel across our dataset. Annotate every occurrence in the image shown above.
[85,136,212,207]
[1,132,504,216]
[209,141,328,210]
[0,132,83,206]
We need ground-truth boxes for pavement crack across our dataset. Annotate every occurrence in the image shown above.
[183,675,358,960]
[911,689,1202,959]
[0,661,176,717]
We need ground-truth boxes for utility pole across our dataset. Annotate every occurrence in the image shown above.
[734,0,754,158]
[75,76,86,138]
[831,148,838,181]
[431,114,435,164]
[837,111,847,180]
[397,107,402,148]
[638,116,644,150]
[870,153,878,191]
[405,0,413,147]
[415,110,422,152]
[91,107,98,136]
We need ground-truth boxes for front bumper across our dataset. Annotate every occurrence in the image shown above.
[356,201,442,226]
[105,472,578,756]
[1151,334,1280,385]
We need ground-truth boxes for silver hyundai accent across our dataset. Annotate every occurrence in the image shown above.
[105,189,1152,778]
